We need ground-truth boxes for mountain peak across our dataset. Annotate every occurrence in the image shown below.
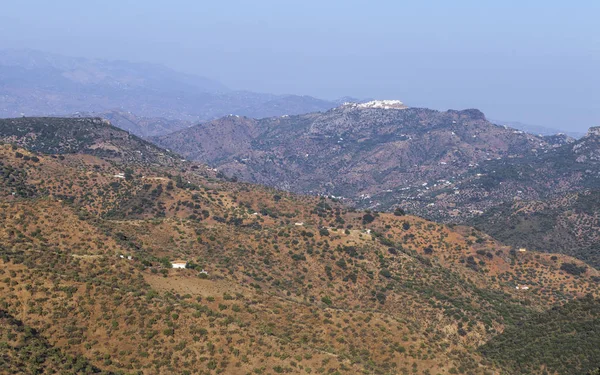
[586,126,600,137]
[448,108,486,120]
[341,99,408,110]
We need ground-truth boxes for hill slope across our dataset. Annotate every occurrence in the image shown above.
[154,108,600,269]
[0,117,598,374]
[395,126,600,220]
[468,191,600,268]
[480,294,600,375]
[0,117,182,165]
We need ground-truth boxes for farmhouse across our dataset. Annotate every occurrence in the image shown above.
[171,260,187,269]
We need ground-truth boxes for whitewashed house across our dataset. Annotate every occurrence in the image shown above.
[171,260,187,269]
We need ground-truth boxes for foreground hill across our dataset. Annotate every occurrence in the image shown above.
[0,309,113,374]
[0,117,598,374]
[0,49,339,135]
[0,117,183,165]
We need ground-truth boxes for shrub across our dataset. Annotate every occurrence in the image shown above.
[380,269,392,278]
[393,208,405,216]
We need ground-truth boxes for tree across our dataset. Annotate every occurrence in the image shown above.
[124,168,134,181]
[362,213,375,224]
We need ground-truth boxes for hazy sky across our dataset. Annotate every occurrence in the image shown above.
[1,0,599,130]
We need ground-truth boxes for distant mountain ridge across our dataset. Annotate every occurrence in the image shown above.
[0,48,228,95]
[153,103,600,221]
[0,49,340,134]
[154,103,571,204]
[67,110,195,138]
[491,118,585,139]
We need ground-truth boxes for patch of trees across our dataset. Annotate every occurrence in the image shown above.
[560,262,587,276]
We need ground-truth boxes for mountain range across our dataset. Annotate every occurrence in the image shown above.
[0,116,598,374]
[0,49,347,135]
[154,103,584,216]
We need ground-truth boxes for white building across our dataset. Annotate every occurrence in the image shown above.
[171,261,187,269]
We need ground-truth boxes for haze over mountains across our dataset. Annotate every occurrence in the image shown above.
[0,49,581,138]
[0,49,345,135]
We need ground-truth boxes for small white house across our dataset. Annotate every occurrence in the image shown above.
[171,261,187,269]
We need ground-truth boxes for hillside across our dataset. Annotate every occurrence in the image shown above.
[154,103,572,212]
[480,294,600,375]
[387,126,600,221]
[0,117,183,166]
[0,117,599,374]
[0,309,112,374]
[0,49,339,135]
[468,191,600,268]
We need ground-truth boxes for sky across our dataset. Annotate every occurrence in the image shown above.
[1,0,599,131]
